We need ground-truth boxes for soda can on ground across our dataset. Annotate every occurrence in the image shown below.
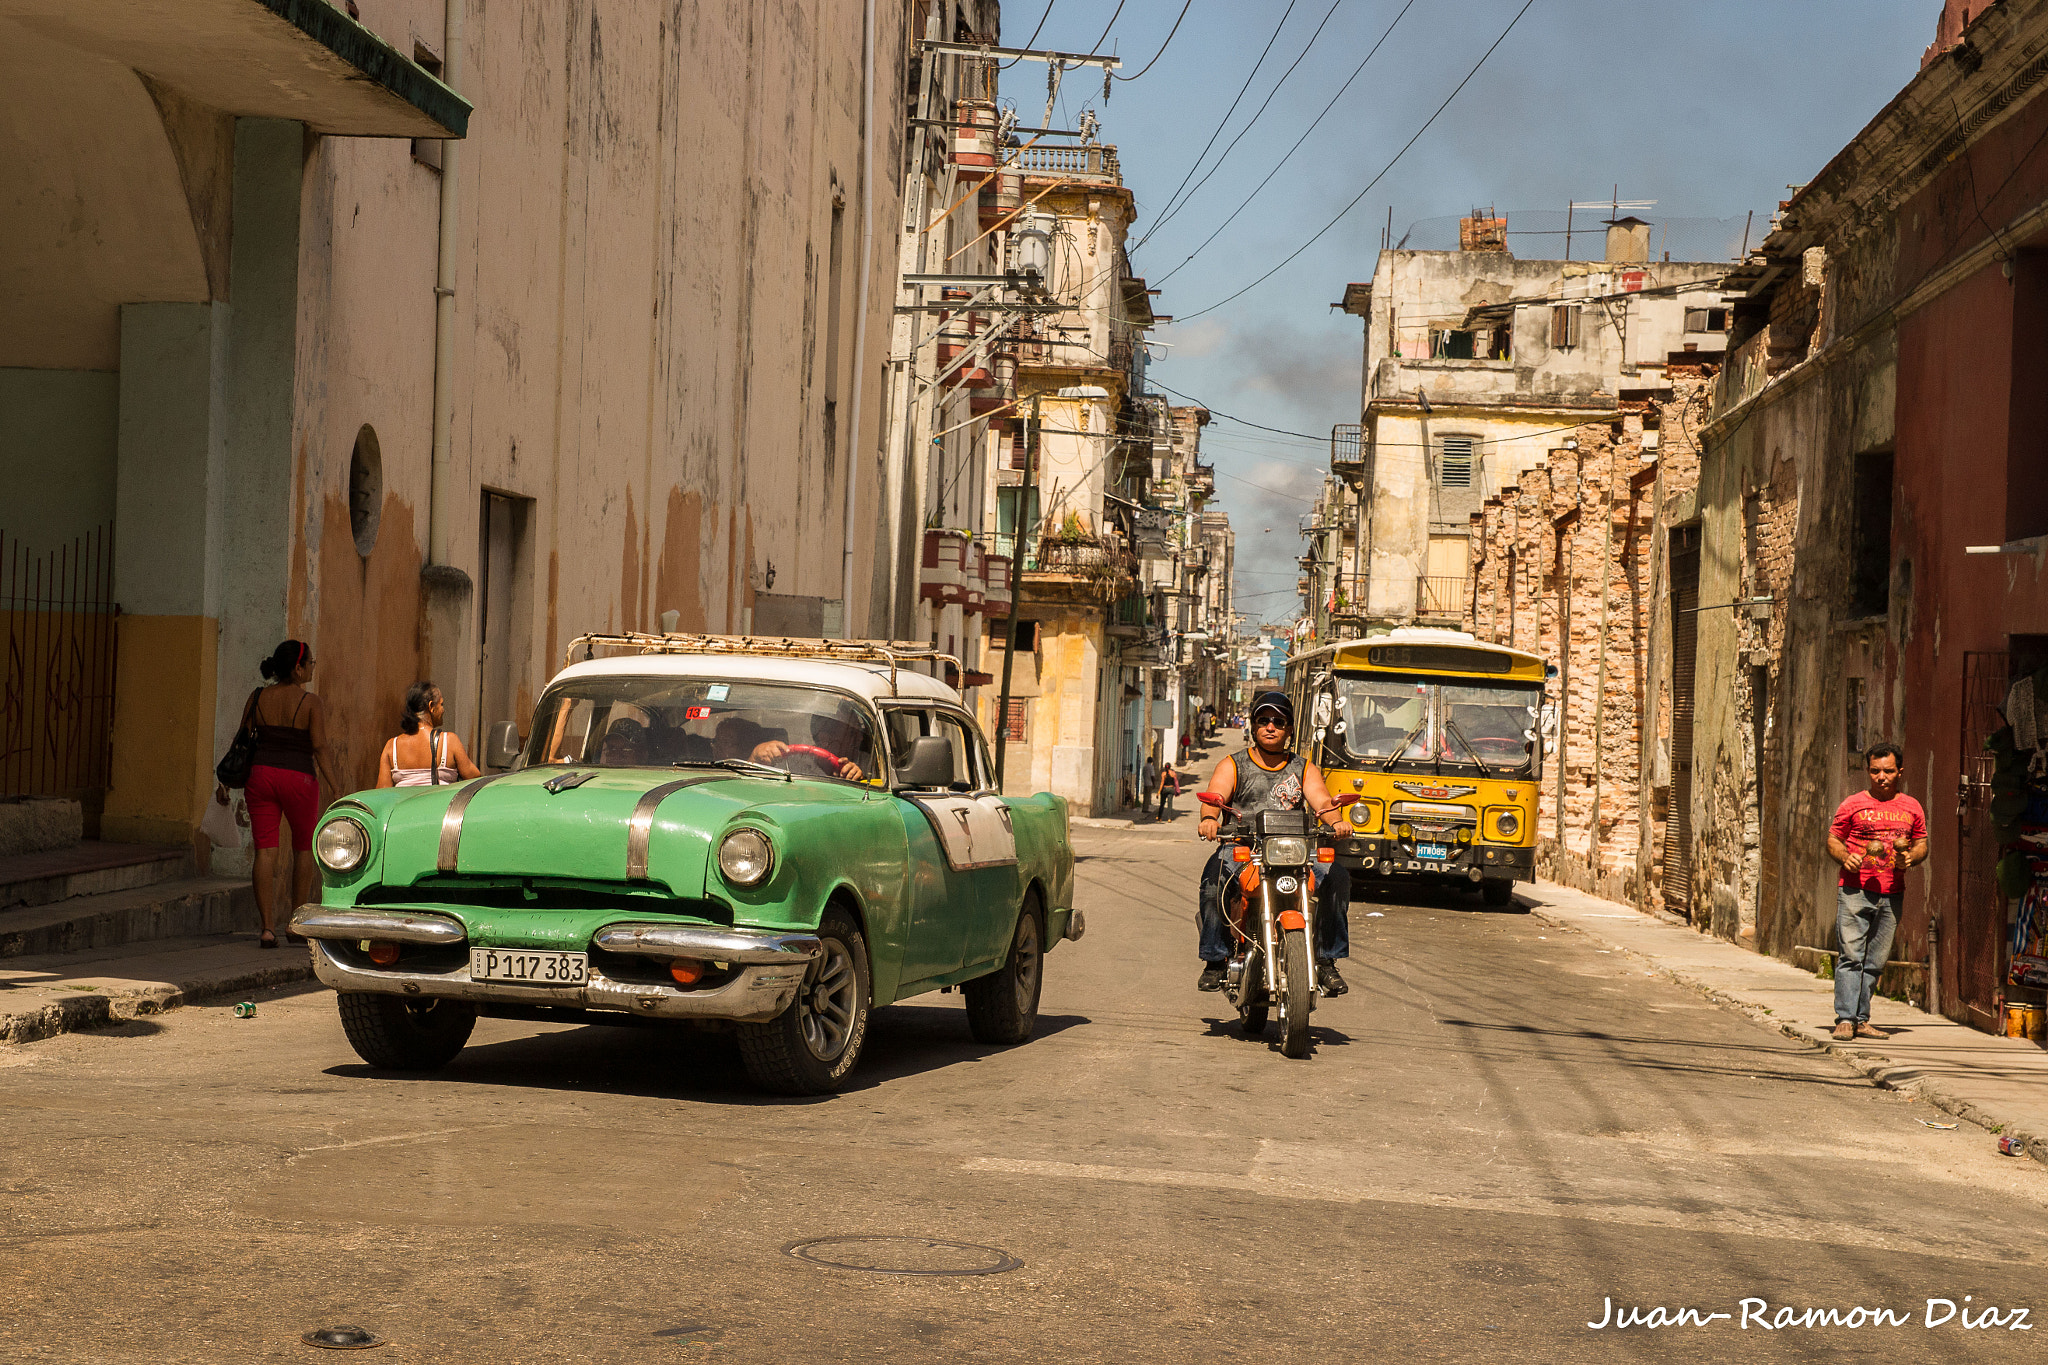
[1998,1134,2026,1157]
[233,1001,256,1019]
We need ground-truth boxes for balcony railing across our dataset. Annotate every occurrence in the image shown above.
[1026,538,1136,576]
[1331,424,1364,470]
[1416,575,1469,620]
[1016,144,1121,180]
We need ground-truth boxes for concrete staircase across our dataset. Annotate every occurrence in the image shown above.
[0,841,260,958]
[0,843,307,1044]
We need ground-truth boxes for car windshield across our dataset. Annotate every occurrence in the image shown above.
[526,677,880,781]
[1321,671,1540,776]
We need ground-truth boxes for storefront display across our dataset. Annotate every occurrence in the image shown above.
[1994,669,2048,1031]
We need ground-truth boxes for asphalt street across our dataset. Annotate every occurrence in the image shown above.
[5,819,2048,1363]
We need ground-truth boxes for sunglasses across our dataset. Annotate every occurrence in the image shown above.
[1253,715,1288,727]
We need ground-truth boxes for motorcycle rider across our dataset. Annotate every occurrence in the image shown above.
[1195,690,1351,997]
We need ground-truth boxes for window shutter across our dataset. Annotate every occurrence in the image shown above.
[1684,308,1708,332]
[1005,699,1026,741]
[1438,436,1476,489]
[1550,304,1581,349]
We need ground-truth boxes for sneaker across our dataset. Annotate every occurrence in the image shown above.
[1197,963,1226,992]
[1854,1021,1891,1040]
[1831,1020,1855,1041]
[1316,961,1348,997]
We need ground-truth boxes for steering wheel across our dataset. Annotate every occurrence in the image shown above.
[781,743,843,767]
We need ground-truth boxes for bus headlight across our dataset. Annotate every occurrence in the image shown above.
[1484,806,1522,840]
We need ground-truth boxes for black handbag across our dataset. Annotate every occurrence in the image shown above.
[214,689,263,789]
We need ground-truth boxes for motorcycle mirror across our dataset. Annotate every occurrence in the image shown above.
[1196,791,1227,807]
[1331,793,1362,806]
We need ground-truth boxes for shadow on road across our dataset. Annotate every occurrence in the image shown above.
[321,1006,1093,1103]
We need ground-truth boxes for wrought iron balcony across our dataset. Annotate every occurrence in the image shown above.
[1415,575,1469,621]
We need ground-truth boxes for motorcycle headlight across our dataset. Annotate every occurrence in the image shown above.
[315,817,370,874]
[1261,836,1310,866]
[717,828,774,887]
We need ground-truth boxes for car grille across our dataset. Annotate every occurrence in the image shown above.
[361,877,729,922]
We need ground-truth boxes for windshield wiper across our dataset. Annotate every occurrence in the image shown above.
[1382,720,1429,771]
[716,758,793,781]
[1442,720,1494,777]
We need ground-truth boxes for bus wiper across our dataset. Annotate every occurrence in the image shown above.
[1382,720,1429,771]
[1443,719,1494,777]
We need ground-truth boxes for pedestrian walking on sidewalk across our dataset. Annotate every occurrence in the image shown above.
[376,681,480,788]
[1827,741,1928,1041]
[1142,753,1159,817]
[1156,761,1181,819]
[219,640,343,949]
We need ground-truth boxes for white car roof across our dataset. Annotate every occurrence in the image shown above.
[547,652,964,706]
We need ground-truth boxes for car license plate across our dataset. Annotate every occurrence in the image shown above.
[470,948,588,986]
[1416,842,1449,862]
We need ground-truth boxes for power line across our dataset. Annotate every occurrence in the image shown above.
[1134,0,1302,250]
[1088,0,1130,53]
[1001,1,1058,68]
[1150,0,1415,286]
[1139,0,1347,246]
[1112,0,1195,81]
[1176,0,1538,322]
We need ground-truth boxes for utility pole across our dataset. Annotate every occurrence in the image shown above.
[993,397,1040,789]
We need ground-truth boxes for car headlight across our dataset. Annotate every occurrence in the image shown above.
[1262,836,1310,866]
[718,828,774,887]
[315,817,370,874]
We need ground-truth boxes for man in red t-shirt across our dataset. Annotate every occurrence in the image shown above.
[1826,742,1929,1041]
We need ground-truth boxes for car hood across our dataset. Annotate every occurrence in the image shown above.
[373,766,872,895]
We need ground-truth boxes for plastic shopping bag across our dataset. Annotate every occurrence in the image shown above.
[200,791,249,849]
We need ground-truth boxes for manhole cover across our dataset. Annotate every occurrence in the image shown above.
[783,1235,1022,1276]
[301,1325,385,1350]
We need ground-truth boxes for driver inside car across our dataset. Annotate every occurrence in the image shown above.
[749,711,872,782]
[1195,690,1351,998]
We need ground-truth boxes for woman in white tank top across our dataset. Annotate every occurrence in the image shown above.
[376,681,483,788]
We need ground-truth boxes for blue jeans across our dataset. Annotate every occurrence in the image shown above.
[1198,847,1350,963]
[1834,885,1898,1023]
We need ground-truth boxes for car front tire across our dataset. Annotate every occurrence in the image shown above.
[964,899,1044,1046]
[336,993,477,1070]
[737,908,871,1095]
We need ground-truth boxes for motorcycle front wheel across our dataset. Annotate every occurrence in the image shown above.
[1278,927,1313,1058]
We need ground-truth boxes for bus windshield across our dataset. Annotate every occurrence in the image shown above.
[1321,671,1541,776]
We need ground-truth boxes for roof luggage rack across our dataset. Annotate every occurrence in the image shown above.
[563,632,964,696]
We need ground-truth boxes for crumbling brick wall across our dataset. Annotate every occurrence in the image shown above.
[1465,369,1717,909]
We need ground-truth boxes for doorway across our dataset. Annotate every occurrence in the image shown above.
[477,491,536,747]
[1663,525,1700,919]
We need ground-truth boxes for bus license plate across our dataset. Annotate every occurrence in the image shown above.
[1416,842,1449,862]
[470,948,588,986]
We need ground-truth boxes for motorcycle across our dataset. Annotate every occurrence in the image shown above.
[1197,792,1354,1058]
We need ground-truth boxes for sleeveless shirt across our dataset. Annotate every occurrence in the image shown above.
[1228,746,1307,833]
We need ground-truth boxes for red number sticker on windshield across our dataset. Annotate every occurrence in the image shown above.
[685,706,713,720]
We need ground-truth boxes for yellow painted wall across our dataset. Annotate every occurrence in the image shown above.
[101,613,218,847]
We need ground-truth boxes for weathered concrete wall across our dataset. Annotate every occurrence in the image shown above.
[283,0,914,795]
[0,369,118,556]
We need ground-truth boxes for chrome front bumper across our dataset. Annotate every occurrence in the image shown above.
[291,907,822,1025]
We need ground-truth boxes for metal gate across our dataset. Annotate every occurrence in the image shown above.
[1955,652,2011,1028]
[1662,527,1701,917]
[1,527,119,803]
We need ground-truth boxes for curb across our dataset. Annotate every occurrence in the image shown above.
[0,958,316,1046]
[1523,899,2048,1171]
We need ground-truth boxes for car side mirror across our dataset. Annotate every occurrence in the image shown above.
[897,735,954,788]
[485,721,523,770]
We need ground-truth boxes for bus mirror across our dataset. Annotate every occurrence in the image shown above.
[1545,663,1560,679]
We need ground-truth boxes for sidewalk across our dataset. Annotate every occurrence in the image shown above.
[1521,879,2048,1168]
[0,934,314,1044]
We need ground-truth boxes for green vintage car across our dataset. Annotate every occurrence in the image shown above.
[290,637,1079,1094]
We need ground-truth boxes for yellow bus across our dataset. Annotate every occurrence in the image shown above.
[1285,627,1547,906]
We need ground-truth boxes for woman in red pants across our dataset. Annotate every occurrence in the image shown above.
[229,640,342,947]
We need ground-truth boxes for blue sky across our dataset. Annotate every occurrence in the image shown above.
[997,0,1934,622]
